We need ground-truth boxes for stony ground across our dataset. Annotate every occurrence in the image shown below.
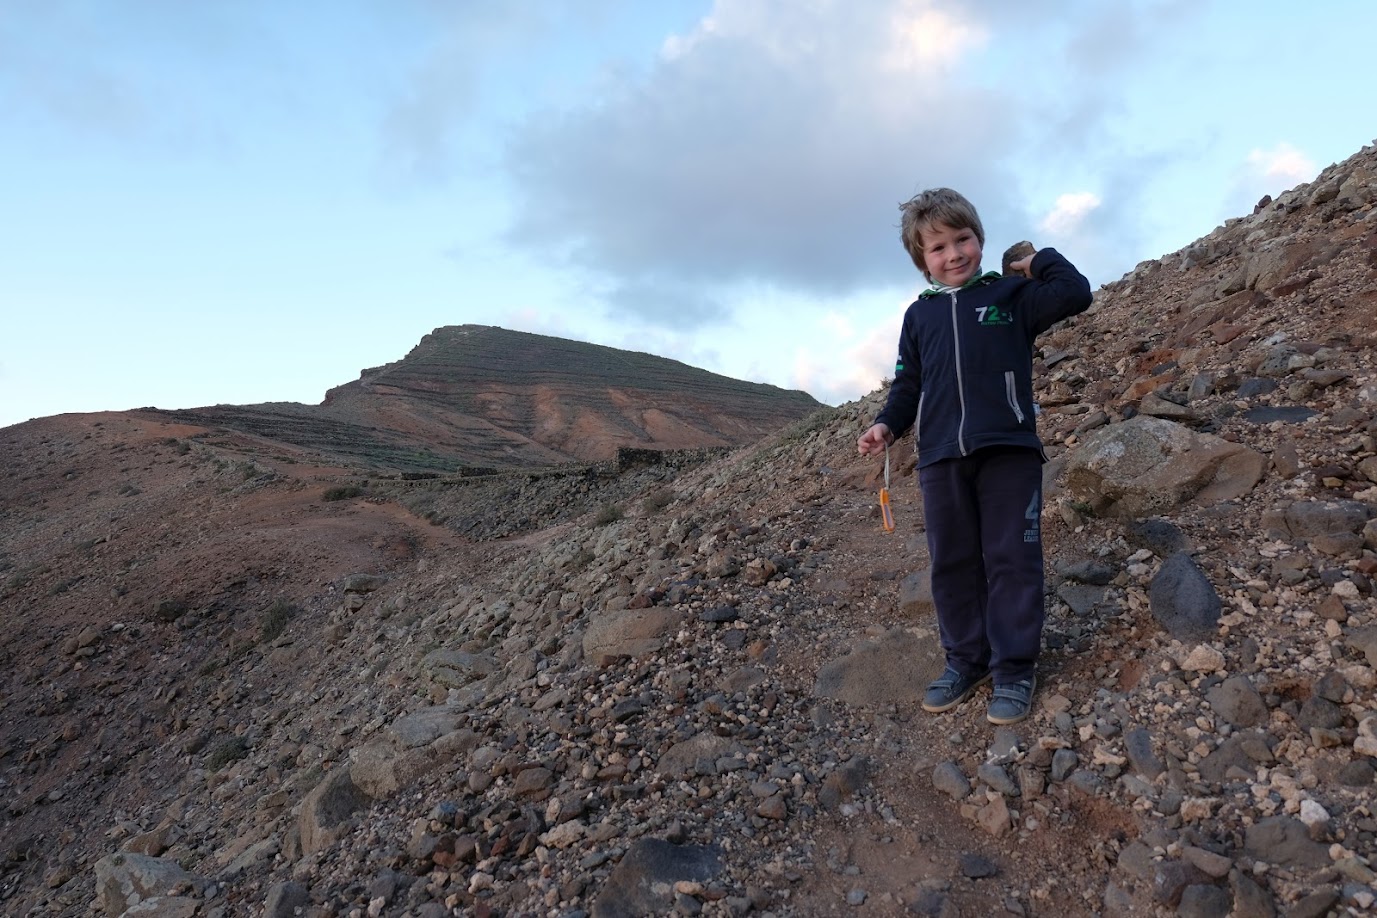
[2,144,1376,917]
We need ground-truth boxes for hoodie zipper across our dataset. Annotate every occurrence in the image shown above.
[1005,371,1025,424]
[950,291,967,455]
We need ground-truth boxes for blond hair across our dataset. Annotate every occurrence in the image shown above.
[899,188,985,280]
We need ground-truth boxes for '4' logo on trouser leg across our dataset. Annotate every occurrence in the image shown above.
[1023,488,1040,544]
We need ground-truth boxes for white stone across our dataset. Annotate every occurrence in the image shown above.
[1181,645,1225,673]
[1356,717,1377,758]
[1093,746,1127,767]
[1341,665,1376,690]
[1180,798,1216,821]
[539,821,586,849]
[1299,799,1330,827]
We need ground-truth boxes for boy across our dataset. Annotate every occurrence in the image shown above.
[857,188,1091,725]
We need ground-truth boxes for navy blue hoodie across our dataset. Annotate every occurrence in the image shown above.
[875,247,1091,468]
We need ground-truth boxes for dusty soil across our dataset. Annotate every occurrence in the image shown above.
[2,407,1129,916]
[0,412,465,846]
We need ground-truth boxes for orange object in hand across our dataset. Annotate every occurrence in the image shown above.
[879,445,896,533]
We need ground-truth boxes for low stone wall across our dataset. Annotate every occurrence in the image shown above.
[614,446,731,472]
[361,445,733,492]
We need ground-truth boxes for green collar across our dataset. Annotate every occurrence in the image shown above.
[919,270,1002,298]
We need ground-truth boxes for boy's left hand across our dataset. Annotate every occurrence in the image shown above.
[1007,252,1036,278]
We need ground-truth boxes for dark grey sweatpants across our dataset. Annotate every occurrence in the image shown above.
[918,445,1044,684]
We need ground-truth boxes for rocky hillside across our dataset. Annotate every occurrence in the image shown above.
[1,143,1375,917]
[152,326,821,473]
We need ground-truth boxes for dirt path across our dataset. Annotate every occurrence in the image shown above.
[751,452,1130,915]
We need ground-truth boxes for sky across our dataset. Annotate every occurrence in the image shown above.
[3,0,1375,429]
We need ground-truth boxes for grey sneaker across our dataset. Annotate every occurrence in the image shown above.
[922,667,992,713]
[987,677,1037,725]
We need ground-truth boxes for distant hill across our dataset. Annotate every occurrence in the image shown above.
[153,325,821,472]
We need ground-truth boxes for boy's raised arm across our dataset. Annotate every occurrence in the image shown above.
[1019,247,1092,336]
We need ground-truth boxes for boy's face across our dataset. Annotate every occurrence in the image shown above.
[919,221,982,287]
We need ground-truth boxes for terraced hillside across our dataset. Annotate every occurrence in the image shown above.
[155,326,821,473]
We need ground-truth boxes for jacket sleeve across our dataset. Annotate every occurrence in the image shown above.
[874,307,921,437]
[1020,248,1093,337]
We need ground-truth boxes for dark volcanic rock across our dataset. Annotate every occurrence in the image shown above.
[1244,816,1330,868]
[1149,552,1222,639]
[592,838,723,918]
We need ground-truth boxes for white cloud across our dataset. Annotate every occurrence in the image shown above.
[430,0,1353,342]
[502,306,571,337]
[1245,142,1315,187]
[790,304,907,405]
[498,0,1214,322]
[1039,191,1102,238]
[1215,141,1321,225]
[379,39,484,183]
[662,0,991,73]
[504,0,1020,307]
[884,1,989,73]
[819,311,856,339]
